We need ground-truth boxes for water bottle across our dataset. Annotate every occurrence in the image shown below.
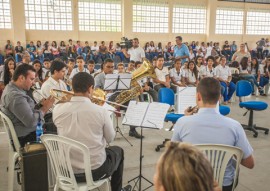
[36,120,43,142]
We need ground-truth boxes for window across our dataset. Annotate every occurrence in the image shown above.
[133,0,169,33]
[0,0,11,29]
[246,11,270,35]
[215,8,244,34]
[24,0,72,30]
[78,0,121,32]
[173,6,206,34]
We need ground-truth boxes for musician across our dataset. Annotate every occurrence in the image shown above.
[172,77,254,191]
[41,59,67,98]
[94,58,143,139]
[53,72,131,191]
[69,55,90,80]
[0,64,54,146]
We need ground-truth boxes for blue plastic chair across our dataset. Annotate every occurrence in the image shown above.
[155,88,184,151]
[236,80,269,137]
[219,105,230,116]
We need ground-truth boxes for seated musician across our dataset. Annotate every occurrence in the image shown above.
[0,64,54,146]
[172,77,254,191]
[41,59,67,98]
[69,55,90,80]
[95,58,143,139]
[53,72,130,191]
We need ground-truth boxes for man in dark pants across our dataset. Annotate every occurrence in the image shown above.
[53,72,130,191]
[0,64,54,146]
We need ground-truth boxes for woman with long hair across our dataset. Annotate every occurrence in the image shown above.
[32,59,44,87]
[51,41,60,59]
[239,57,262,95]
[3,57,16,86]
[185,60,199,87]
[261,56,270,95]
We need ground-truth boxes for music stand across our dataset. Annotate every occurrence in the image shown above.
[104,74,133,146]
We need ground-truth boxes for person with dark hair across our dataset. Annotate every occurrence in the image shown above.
[67,39,77,59]
[69,55,90,80]
[17,52,31,66]
[41,59,67,98]
[239,57,262,95]
[153,55,170,92]
[0,64,54,146]
[53,72,131,191]
[170,59,186,91]
[172,36,190,64]
[172,77,254,191]
[1,57,16,86]
[185,61,199,87]
[87,59,97,75]
[122,38,145,62]
[15,41,24,63]
[5,40,14,58]
[94,58,115,89]
[215,56,235,104]
[32,59,44,86]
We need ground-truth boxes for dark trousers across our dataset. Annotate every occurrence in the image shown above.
[76,146,124,191]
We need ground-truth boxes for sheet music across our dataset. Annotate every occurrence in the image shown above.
[177,87,197,114]
[122,101,170,129]
[104,73,132,90]
[142,102,170,129]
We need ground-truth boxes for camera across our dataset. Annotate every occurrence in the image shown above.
[120,37,133,49]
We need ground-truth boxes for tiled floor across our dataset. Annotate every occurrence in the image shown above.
[0,95,270,191]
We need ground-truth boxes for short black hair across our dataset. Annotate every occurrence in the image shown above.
[68,58,75,63]
[206,56,215,62]
[104,58,114,64]
[13,64,35,81]
[157,55,164,60]
[135,61,142,68]
[43,58,50,62]
[87,60,95,65]
[197,77,221,105]
[76,55,84,61]
[176,36,183,41]
[72,72,94,93]
[50,59,66,74]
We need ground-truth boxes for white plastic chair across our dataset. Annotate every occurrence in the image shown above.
[195,144,243,191]
[0,111,21,191]
[41,134,109,191]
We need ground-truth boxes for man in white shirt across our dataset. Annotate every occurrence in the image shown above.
[153,55,170,92]
[41,59,67,98]
[122,38,145,62]
[215,56,236,104]
[53,72,130,191]
[69,55,90,80]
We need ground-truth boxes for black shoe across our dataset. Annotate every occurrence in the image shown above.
[129,129,144,139]
[121,185,132,191]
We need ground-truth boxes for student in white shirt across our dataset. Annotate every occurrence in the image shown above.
[170,59,186,91]
[42,58,51,80]
[185,61,199,87]
[153,55,170,92]
[215,56,235,104]
[69,55,90,80]
[201,56,216,78]
[41,59,67,98]
[53,72,130,191]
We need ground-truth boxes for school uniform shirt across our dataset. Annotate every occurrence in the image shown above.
[41,76,67,98]
[185,69,198,83]
[69,67,90,80]
[42,68,50,80]
[201,66,216,77]
[154,67,169,85]
[169,68,185,83]
[215,65,232,81]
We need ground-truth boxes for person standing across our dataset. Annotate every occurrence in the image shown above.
[122,38,145,62]
[172,36,190,65]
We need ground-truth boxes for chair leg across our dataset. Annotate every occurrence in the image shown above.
[242,110,269,138]
[8,151,19,191]
[155,139,170,152]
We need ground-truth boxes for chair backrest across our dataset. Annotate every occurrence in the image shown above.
[195,144,243,190]
[236,80,252,97]
[41,134,96,190]
[158,88,175,106]
[0,110,21,152]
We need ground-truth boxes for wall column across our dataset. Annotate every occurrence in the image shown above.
[122,0,133,38]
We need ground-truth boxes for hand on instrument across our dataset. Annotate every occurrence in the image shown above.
[184,106,198,116]
[41,96,55,113]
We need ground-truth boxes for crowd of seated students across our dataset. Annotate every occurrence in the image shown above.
[0,38,269,102]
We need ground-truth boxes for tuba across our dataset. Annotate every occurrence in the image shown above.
[109,58,157,106]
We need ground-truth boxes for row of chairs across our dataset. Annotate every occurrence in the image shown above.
[0,80,268,191]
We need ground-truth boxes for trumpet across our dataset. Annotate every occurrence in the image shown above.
[49,88,128,109]
[186,105,199,115]
[31,86,54,113]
